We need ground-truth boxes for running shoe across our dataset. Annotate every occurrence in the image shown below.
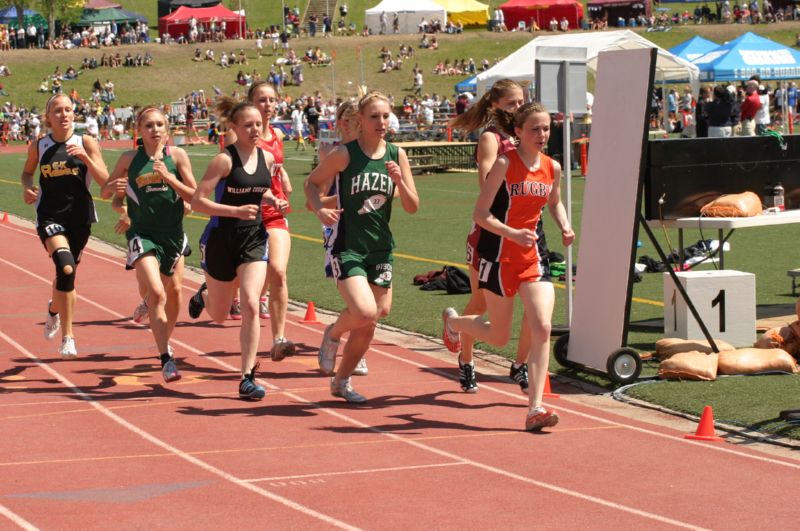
[229,298,242,320]
[44,300,60,340]
[188,282,207,319]
[271,337,296,362]
[441,307,461,353]
[510,363,529,395]
[330,377,367,403]
[353,357,369,376]
[525,407,559,432]
[259,296,270,319]
[239,362,266,400]
[132,299,149,324]
[161,356,181,383]
[458,358,478,393]
[59,336,77,359]
[318,324,339,375]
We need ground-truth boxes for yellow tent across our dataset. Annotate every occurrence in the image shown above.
[433,0,489,26]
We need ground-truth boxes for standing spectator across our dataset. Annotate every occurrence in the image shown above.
[27,23,37,48]
[304,97,320,141]
[755,84,770,134]
[695,86,710,138]
[323,14,332,37]
[413,69,423,96]
[340,2,348,18]
[740,80,761,136]
[291,103,306,150]
[309,13,318,37]
[393,13,400,33]
[706,85,738,138]
[380,11,388,34]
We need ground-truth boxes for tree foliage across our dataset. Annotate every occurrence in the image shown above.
[37,0,83,39]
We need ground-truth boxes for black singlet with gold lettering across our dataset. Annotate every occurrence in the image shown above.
[35,134,97,228]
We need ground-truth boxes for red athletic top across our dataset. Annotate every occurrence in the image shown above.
[476,150,554,263]
[259,126,286,222]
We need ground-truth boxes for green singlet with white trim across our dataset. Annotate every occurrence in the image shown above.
[125,146,184,237]
[330,140,398,255]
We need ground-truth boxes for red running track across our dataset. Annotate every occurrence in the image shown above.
[0,216,798,530]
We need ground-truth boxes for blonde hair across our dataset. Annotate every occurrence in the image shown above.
[335,100,358,134]
[357,91,391,112]
[43,94,73,131]
[246,80,279,102]
[450,79,523,133]
[135,106,168,128]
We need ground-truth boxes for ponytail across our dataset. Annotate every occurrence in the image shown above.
[215,96,256,126]
[449,78,523,133]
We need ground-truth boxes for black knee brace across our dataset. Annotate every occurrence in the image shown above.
[52,247,76,292]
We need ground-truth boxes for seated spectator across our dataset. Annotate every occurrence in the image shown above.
[238,50,247,64]
[549,17,559,31]
[205,49,215,61]
[220,52,230,68]
[559,17,569,31]
[420,34,430,48]
[429,36,438,50]
[64,65,77,80]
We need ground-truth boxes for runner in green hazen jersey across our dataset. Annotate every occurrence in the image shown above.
[103,106,198,383]
[305,91,419,403]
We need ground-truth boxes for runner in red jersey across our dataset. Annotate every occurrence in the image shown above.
[449,79,541,395]
[443,102,575,432]
[250,81,296,361]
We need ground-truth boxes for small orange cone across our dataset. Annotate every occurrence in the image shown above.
[684,405,724,442]
[543,372,560,398]
[1,212,8,223]
[300,301,321,324]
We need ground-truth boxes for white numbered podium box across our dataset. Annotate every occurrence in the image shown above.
[663,270,756,347]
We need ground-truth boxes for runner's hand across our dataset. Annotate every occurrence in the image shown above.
[317,207,342,226]
[510,228,536,248]
[386,160,402,184]
[114,215,131,234]
[66,143,88,162]
[23,186,39,204]
[561,228,575,246]
[236,204,259,220]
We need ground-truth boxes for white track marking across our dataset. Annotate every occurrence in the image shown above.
[245,462,467,483]
[0,503,39,531]
[0,330,358,531]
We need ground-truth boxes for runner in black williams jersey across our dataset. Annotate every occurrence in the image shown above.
[187,98,288,401]
[20,93,109,359]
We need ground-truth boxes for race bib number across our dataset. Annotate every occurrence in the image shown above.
[43,223,65,237]
[478,259,492,283]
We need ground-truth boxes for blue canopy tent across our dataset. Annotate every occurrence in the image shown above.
[0,6,48,29]
[669,35,718,62]
[455,75,477,94]
[692,31,800,81]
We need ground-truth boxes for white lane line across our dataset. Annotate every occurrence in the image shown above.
[0,503,39,531]
[0,228,758,527]
[244,462,467,483]
[1,241,710,529]
[0,330,358,531]
[366,344,800,471]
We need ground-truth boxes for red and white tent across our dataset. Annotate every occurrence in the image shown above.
[158,4,245,39]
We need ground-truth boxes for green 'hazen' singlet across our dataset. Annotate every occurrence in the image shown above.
[330,140,398,255]
[125,146,184,237]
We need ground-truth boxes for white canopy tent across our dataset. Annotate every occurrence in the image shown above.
[365,0,447,34]
[474,30,700,96]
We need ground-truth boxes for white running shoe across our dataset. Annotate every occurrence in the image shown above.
[318,325,340,375]
[259,297,270,319]
[44,300,60,340]
[330,377,367,403]
[132,299,149,324]
[59,336,77,359]
[353,357,369,376]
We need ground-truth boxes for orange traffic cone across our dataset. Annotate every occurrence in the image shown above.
[301,301,321,324]
[543,372,560,398]
[684,405,724,442]
[1,212,8,223]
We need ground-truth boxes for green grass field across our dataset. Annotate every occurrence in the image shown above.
[1,143,798,440]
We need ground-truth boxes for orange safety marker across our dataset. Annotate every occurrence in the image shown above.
[684,405,724,442]
[1,211,8,223]
[543,372,560,398]
[300,301,321,324]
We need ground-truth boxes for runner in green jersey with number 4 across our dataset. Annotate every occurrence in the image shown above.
[103,106,197,383]
[305,91,419,403]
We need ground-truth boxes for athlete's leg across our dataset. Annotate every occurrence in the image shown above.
[334,284,391,382]
[236,260,268,377]
[517,281,555,409]
[265,227,290,341]
[164,256,184,337]
[45,234,75,339]
[204,274,237,324]
[458,264,486,364]
[327,275,378,343]
[449,289,514,347]
[135,254,170,354]
[515,311,532,364]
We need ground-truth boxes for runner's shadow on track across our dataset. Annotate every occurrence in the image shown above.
[174,321,228,329]
[176,402,319,418]
[70,317,135,328]
[318,390,522,413]
[317,412,521,434]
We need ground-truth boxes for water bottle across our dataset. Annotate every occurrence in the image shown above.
[774,182,785,212]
